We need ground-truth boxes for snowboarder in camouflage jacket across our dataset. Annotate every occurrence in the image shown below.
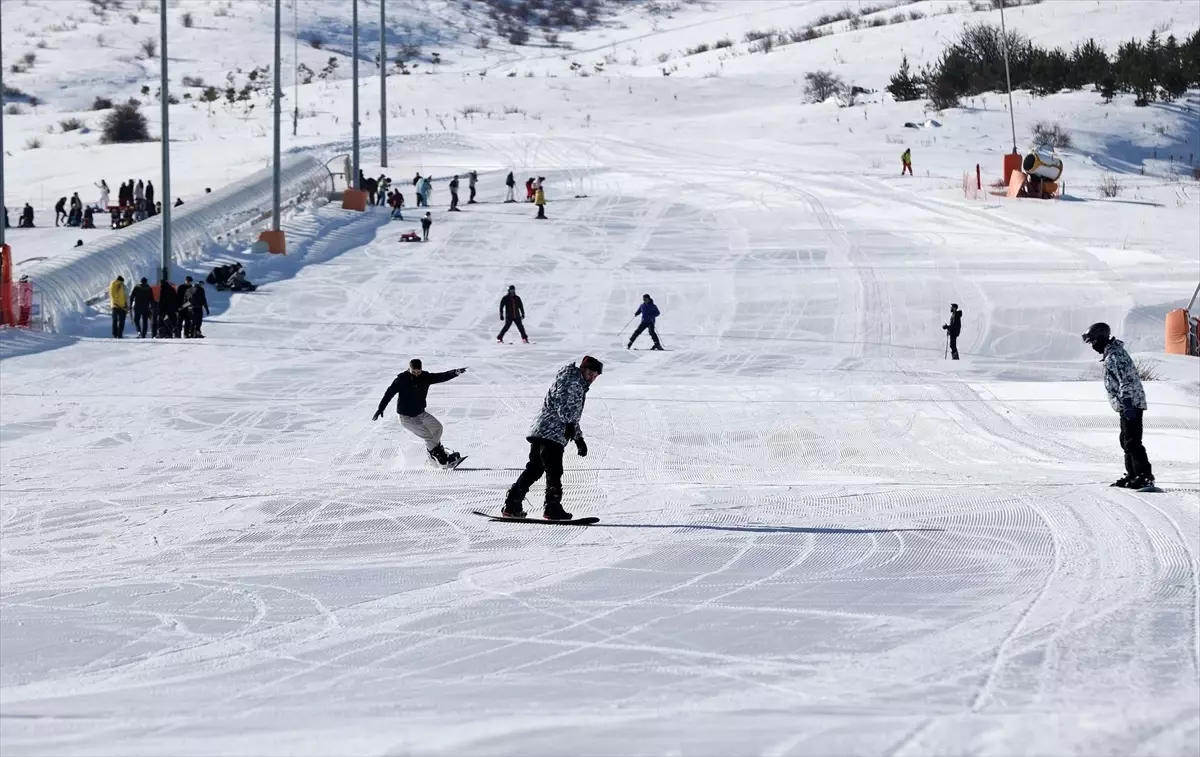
[1083,322,1153,488]
[503,356,604,520]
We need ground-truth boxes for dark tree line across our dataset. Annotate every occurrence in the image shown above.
[888,24,1200,109]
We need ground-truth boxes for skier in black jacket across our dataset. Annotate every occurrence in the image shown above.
[942,303,963,360]
[186,282,210,338]
[155,280,177,338]
[129,277,155,338]
[373,359,469,467]
[497,285,528,343]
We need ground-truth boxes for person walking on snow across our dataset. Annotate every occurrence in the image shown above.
[421,176,433,207]
[468,170,478,204]
[109,276,128,338]
[497,284,529,343]
[449,175,461,211]
[505,171,516,203]
[901,148,913,176]
[1082,323,1155,490]
[54,197,68,227]
[372,359,468,468]
[942,303,962,360]
[130,277,154,338]
[502,356,603,520]
[145,181,155,210]
[534,180,547,220]
[627,294,663,350]
[421,212,432,242]
[186,281,210,338]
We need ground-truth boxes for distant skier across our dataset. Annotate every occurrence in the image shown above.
[421,211,432,242]
[505,171,516,203]
[468,170,478,204]
[627,294,663,350]
[449,175,461,211]
[109,276,128,338]
[372,359,469,468]
[421,176,433,207]
[1082,323,1155,490]
[502,356,603,520]
[497,284,529,344]
[942,303,962,360]
[130,277,154,338]
[901,148,913,176]
[534,179,547,220]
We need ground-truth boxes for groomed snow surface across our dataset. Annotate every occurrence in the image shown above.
[3,1,1200,756]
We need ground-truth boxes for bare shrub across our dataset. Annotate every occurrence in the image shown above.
[656,52,670,63]
[59,117,85,131]
[752,34,776,53]
[129,13,139,24]
[803,70,845,102]
[101,100,151,143]
[714,37,733,49]
[25,137,43,149]
[1099,173,1122,197]
[908,10,925,20]
[1031,120,1072,149]
[92,96,114,110]
[140,36,157,58]
[22,52,37,66]
[181,75,205,87]
[1133,357,1161,381]
[686,43,710,56]
[4,103,26,116]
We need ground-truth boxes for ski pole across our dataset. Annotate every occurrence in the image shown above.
[619,314,636,336]
[944,331,949,360]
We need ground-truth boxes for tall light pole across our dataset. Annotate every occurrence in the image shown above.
[998,0,1018,153]
[272,0,282,232]
[159,0,173,283]
[292,0,299,137]
[351,0,360,189]
[380,0,387,168]
[0,3,7,253]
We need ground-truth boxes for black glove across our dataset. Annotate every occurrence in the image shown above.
[456,367,468,375]
[575,437,588,457]
[372,410,383,421]
[564,423,576,441]
[942,324,948,331]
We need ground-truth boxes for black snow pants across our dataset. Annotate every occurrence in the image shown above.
[629,322,661,349]
[111,308,126,338]
[1120,409,1154,481]
[507,439,565,507]
[133,308,151,338]
[948,331,959,359]
[498,316,527,341]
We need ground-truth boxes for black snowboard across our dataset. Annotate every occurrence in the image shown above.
[472,510,599,525]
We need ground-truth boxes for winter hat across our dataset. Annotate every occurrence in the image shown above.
[116,276,124,282]
[508,285,516,291]
[580,355,603,374]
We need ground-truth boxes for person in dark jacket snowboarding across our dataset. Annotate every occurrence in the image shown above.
[627,294,663,350]
[497,285,528,343]
[1082,322,1154,489]
[942,303,963,360]
[503,356,603,520]
[130,277,155,338]
[373,359,468,467]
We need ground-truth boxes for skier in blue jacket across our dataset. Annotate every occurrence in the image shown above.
[627,294,663,350]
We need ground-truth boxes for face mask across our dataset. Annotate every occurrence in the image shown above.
[1090,339,1106,354]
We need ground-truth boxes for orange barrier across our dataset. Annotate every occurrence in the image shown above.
[342,189,368,211]
[1005,170,1025,198]
[258,229,287,254]
[1003,152,1023,186]
[1165,308,1192,355]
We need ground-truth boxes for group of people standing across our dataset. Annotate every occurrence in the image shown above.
[108,275,210,339]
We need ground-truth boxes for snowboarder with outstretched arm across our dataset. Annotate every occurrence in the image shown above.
[942,303,962,360]
[1082,323,1155,490]
[373,359,468,468]
[628,294,663,350]
[503,356,603,520]
[497,285,529,343]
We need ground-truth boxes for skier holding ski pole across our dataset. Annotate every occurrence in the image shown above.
[627,294,663,350]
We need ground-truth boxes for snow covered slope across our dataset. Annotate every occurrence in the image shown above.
[2,1,1199,755]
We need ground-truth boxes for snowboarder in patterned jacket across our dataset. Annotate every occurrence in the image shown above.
[373,358,468,468]
[1082,322,1153,489]
[627,294,663,350]
[942,303,962,359]
[497,285,528,343]
[503,356,603,520]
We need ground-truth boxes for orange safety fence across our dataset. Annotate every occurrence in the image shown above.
[0,281,37,328]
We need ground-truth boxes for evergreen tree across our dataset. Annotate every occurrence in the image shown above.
[1071,38,1111,89]
[1160,35,1188,101]
[887,55,923,102]
[1100,74,1116,103]
[1184,29,1200,85]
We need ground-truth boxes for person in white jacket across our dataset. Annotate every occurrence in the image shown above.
[95,180,110,210]
[134,180,145,208]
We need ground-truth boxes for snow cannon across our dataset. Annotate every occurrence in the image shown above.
[1023,148,1063,181]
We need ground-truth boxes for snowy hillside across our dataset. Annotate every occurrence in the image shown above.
[2,1,1199,755]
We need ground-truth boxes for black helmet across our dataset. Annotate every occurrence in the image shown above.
[1082,322,1111,345]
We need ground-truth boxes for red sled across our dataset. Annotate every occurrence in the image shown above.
[399,231,421,242]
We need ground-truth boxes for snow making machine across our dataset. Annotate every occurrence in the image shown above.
[1005,147,1064,199]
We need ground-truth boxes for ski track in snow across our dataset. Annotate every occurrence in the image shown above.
[1,131,1198,756]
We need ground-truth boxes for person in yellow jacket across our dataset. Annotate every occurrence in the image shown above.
[901,148,913,176]
[109,275,128,338]
[534,179,547,220]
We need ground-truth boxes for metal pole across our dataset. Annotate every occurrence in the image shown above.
[292,0,299,137]
[272,0,282,230]
[380,0,387,168]
[351,0,360,189]
[998,0,1018,153]
[159,0,172,282]
[0,5,6,248]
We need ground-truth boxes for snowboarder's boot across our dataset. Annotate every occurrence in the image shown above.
[446,450,462,467]
[497,337,504,344]
[1129,475,1156,491]
[428,444,450,467]
[1110,475,1133,488]
[522,338,529,344]
[543,486,572,521]
[501,487,526,518]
